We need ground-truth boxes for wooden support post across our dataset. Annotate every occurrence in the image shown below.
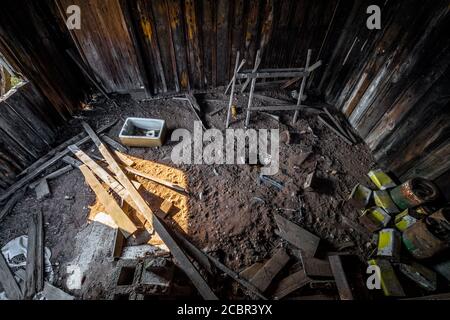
[226,51,241,129]
[24,209,44,299]
[81,122,217,300]
[293,49,312,124]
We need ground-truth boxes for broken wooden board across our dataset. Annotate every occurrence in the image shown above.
[79,165,138,238]
[35,179,50,200]
[125,166,188,194]
[24,210,44,299]
[329,255,354,300]
[250,248,290,292]
[82,122,217,300]
[302,257,333,278]
[0,244,22,300]
[274,213,320,257]
[101,135,128,153]
[69,145,143,220]
[82,122,155,234]
[272,270,312,300]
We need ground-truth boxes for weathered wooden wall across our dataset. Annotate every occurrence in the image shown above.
[0,82,58,192]
[0,0,448,198]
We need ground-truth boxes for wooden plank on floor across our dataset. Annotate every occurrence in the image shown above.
[250,248,290,292]
[274,213,320,257]
[79,165,137,238]
[329,255,354,300]
[69,145,142,215]
[101,135,128,153]
[81,122,217,300]
[24,211,38,299]
[82,122,155,233]
[0,249,22,300]
[302,258,333,278]
[272,270,312,300]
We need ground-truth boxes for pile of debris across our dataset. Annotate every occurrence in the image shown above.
[349,169,450,298]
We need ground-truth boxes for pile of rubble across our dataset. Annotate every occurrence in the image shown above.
[349,170,450,297]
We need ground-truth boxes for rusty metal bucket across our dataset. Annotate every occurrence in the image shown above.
[402,208,450,259]
[390,178,439,210]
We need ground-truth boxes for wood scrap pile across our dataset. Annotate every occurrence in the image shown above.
[235,212,370,300]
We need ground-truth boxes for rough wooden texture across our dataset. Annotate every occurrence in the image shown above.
[24,210,44,299]
[79,165,138,238]
[0,0,449,200]
[274,213,320,257]
[250,248,290,292]
[58,0,145,93]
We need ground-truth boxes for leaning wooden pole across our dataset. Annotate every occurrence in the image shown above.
[226,51,241,128]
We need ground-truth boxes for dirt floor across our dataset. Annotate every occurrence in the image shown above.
[0,87,378,299]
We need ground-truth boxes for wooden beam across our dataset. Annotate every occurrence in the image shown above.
[69,145,142,214]
[329,255,354,300]
[81,122,217,300]
[274,213,320,257]
[124,166,188,194]
[0,121,116,204]
[250,248,290,292]
[0,248,22,300]
[79,165,138,238]
[82,122,155,233]
[101,135,128,153]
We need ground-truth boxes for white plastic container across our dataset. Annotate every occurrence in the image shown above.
[119,118,167,148]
